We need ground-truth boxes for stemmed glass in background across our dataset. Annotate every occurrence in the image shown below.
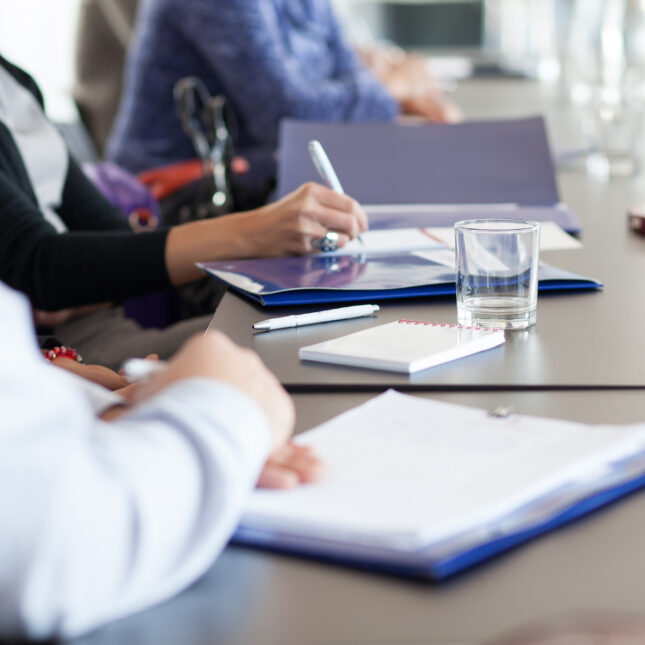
[566,0,645,178]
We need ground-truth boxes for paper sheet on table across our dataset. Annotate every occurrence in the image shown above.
[325,228,445,256]
[425,222,582,251]
[332,223,580,259]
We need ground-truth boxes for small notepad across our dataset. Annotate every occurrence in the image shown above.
[299,320,505,373]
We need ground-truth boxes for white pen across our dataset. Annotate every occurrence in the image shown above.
[308,139,364,246]
[121,358,167,383]
[253,304,379,331]
[308,139,344,193]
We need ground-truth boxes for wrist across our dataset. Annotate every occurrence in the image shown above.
[205,209,265,259]
[43,346,83,363]
[100,402,130,422]
[166,212,263,285]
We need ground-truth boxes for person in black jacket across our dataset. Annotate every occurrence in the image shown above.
[0,54,366,368]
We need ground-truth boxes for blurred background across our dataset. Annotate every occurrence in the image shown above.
[2,0,644,178]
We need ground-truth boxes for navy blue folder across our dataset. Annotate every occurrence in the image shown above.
[198,254,602,307]
[233,465,645,580]
[275,117,581,233]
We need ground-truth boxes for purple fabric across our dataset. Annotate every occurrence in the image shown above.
[82,162,173,328]
[107,0,398,194]
[82,162,160,220]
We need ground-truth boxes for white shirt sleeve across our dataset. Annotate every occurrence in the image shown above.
[65,372,127,415]
[0,283,271,640]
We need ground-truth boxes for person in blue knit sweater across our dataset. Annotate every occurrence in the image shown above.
[107,0,458,197]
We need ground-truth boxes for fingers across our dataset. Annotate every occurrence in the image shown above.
[306,182,355,213]
[298,183,368,236]
[303,207,360,240]
[256,463,300,489]
[317,190,369,233]
[402,94,462,124]
[114,382,141,402]
[257,443,324,489]
[53,358,129,391]
[272,443,324,483]
[443,101,463,124]
[266,182,367,256]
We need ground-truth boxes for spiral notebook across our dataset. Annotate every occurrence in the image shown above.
[299,320,505,373]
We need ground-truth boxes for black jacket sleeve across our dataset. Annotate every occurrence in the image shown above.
[0,55,174,310]
[0,157,172,311]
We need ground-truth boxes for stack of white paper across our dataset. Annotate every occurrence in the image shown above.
[237,391,645,575]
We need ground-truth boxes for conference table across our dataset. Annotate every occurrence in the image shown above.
[73,79,645,644]
[208,79,645,391]
[74,390,645,645]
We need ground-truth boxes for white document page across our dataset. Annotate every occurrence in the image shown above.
[242,391,645,551]
[428,222,582,251]
[329,223,580,259]
[327,228,445,256]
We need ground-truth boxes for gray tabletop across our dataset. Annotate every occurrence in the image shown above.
[72,390,645,645]
[208,82,645,391]
[72,80,645,645]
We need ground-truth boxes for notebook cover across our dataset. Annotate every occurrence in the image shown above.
[276,117,560,206]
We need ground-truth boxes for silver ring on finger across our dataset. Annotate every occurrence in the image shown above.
[311,230,340,253]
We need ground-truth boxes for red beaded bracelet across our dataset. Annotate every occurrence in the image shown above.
[43,346,83,363]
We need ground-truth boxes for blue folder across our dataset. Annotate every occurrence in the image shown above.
[275,116,582,233]
[233,450,645,581]
[198,253,602,307]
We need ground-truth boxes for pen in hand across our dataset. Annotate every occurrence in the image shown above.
[308,139,364,246]
[121,358,167,383]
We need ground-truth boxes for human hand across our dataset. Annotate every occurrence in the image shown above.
[366,49,462,124]
[50,357,129,390]
[32,302,114,328]
[399,93,463,123]
[257,441,324,489]
[133,331,295,450]
[33,307,75,327]
[233,182,368,257]
[357,43,407,78]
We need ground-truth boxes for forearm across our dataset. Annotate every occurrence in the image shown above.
[165,183,368,284]
[0,166,171,308]
[165,212,260,285]
[0,379,269,640]
[4,229,171,309]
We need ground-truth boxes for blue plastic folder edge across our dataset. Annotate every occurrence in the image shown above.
[227,279,602,307]
[232,471,645,580]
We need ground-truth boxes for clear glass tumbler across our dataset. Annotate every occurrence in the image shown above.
[455,220,540,330]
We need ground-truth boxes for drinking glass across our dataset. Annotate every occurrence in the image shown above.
[455,220,540,330]
[484,0,561,80]
[567,0,645,178]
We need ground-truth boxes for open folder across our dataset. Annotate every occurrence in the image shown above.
[198,251,601,307]
[235,391,645,580]
[275,117,581,233]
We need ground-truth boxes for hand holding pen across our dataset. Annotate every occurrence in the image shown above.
[308,140,365,250]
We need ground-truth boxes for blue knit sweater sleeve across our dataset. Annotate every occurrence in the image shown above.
[174,0,399,148]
